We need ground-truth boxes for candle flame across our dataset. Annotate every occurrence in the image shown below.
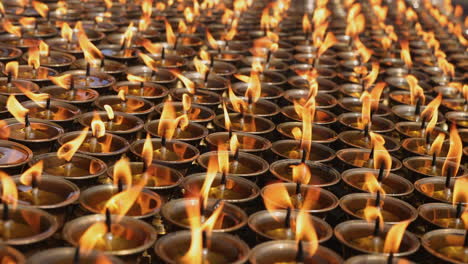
[420,94,442,127]
[27,46,42,72]
[302,14,311,33]
[17,84,49,106]
[442,124,462,178]
[170,70,196,94]
[164,19,176,46]
[20,161,43,186]
[363,204,384,232]
[78,222,108,253]
[77,28,103,68]
[206,29,219,50]
[199,155,219,205]
[363,172,386,194]
[4,19,22,37]
[126,73,146,83]
[363,62,379,89]
[39,40,49,57]
[383,221,410,254]
[19,17,36,27]
[32,1,49,18]
[429,133,446,156]
[141,133,154,168]
[199,50,211,61]
[5,61,18,79]
[291,163,311,185]
[60,22,74,43]
[317,32,337,58]
[141,39,162,55]
[354,37,373,64]
[138,52,159,72]
[244,70,261,104]
[263,184,319,212]
[453,178,468,206]
[227,84,247,114]
[0,172,18,209]
[400,40,412,68]
[437,57,455,78]
[91,112,106,138]
[180,198,225,264]
[113,157,132,188]
[158,98,189,141]
[57,127,89,161]
[6,95,29,124]
[295,208,318,255]
[121,22,134,50]
[102,183,147,220]
[405,75,425,105]
[370,132,392,178]
[193,57,209,77]
[222,102,232,132]
[49,74,73,89]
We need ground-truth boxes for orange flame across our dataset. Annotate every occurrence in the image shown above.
[420,94,442,125]
[428,133,446,156]
[370,132,392,177]
[141,39,162,55]
[354,37,373,63]
[20,161,43,186]
[0,172,18,209]
[171,70,196,94]
[49,74,73,89]
[442,124,462,178]
[4,19,21,37]
[206,29,219,50]
[121,22,134,49]
[363,172,386,194]
[405,75,425,105]
[19,17,36,27]
[383,221,410,254]
[245,70,261,104]
[142,133,153,167]
[364,205,383,232]
[453,177,468,205]
[60,22,74,43]
[164,20,176,46]
[5,61,18,79]
[193,57,209,77]
[317,32,337,58]
[363,62,379,89]
[199,155,219,204]
[28,46,41,70]
[295,208,318,255]
[39,40,49,57]
[222,102,233,132]
[91,112,106,138]
[77,29,103,68]
[127,73,146,83]
[139,53,159,72]
[291,163,311,184]
[6,95,29,124]
[32,1,49,18]
[180,199,225,263]
[78,222,108,253]
[158,98,189,140]
[113,157,132,188]
[358,91,371,130]
[437,57,455,78]
[57,127,89,161]
[302,14,311,33]
[17,85,49,106]
[199,50,211,61]
[400,40,412,68]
